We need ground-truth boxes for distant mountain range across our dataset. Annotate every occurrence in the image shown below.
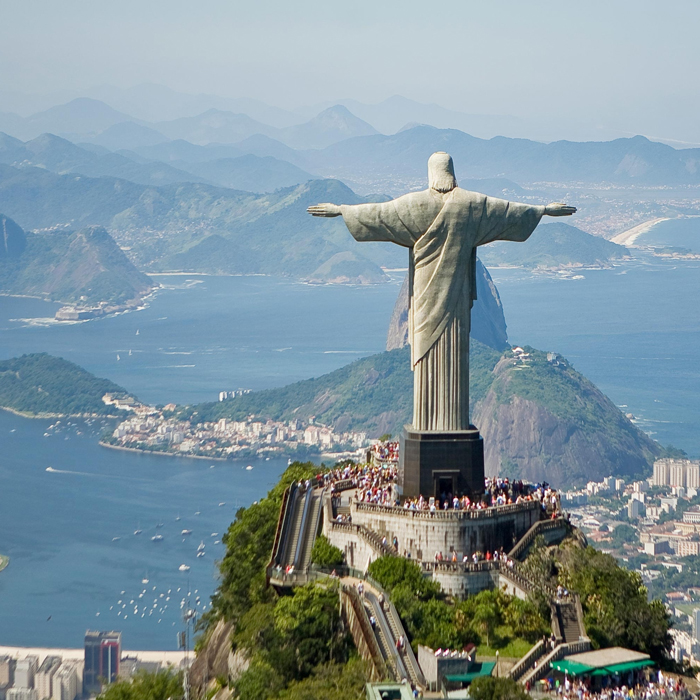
[3,96,700,192]
[0,132,315,193]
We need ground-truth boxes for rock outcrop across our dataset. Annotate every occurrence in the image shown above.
[473,353,661,485]
[386,258,508,352]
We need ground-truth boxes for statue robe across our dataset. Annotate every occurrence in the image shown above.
[340,188,544,431]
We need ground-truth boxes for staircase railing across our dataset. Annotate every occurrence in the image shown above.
[508,516,568,561]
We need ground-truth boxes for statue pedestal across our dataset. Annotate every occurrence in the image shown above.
[399,425,484,499]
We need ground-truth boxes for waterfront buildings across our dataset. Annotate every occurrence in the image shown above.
[83,631,121,695]
[35,657,60,700]
[652,458,700,488]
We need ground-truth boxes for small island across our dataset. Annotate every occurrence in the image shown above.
[0,554,9,573]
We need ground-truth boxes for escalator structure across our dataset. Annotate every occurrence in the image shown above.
[269,485,325,585]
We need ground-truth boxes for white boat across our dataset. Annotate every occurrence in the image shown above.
[136,329,139,335]
[197,551,205,558]
[112,537,121,542]
[46,467,56,472]
[246,465,253,471]
[134,528,142,536]
[218,502,226,507]
[117,354,120,361]
[181,529,192,536]
[151,535,164,542]
[141,577,149,584]
[175,515,181,521]
[211,532,218,537]
[178,564,190,572]
[197,541,205,552]
[156,523,164,528]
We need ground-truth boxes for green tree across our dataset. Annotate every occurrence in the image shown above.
[212,463,319,623]
[311,535,344,568]
[558,545,671,660]
[472,598,499,648]
[273,581,349,677]
[272,658,369,700]
[98,669,183,700]
[469,676,530,700]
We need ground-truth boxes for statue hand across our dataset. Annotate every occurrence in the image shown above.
[307,203,342,217]
[544,203,577,217]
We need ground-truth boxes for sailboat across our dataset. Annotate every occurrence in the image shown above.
[136,329,140,335]
[117,354,121,361]
[129,349,132,356]
[134,523,142,535]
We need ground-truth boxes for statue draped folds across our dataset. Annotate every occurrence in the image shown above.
[340,188,544,431]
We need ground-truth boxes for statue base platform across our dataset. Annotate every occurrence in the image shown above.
[399,425,484,499]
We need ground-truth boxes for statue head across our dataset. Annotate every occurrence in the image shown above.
[428,152,457,193]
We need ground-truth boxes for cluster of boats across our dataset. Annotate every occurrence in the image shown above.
[109,516,221,572]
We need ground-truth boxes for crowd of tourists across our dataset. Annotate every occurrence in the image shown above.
[397,478,561,514]
[536,671,689,700]
[369,440,399,463]
[427,547,517,568]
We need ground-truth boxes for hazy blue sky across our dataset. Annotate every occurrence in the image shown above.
[1,0,699,140]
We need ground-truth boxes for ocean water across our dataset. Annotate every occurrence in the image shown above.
[492,251,700,456]
[0,245,699,649]
[636,216,700,253]
[0,409,290,649]
[0,274,404,406]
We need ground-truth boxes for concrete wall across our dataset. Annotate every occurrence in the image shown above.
[351,502,540,562]
[324,522,380,572]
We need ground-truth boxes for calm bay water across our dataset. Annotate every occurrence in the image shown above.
[0,237,699,648]
[0,409,290,649]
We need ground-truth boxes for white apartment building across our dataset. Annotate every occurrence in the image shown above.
[51,662,79,700]
[653,458,700,488]
[35,656,60,700]
[14,658,38,690]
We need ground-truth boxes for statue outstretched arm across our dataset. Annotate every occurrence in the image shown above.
[544,203,577,217]
[307,203,342,217]
[308,199,417,247]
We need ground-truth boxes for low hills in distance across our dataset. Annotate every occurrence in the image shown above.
[0,163,634,292]
[479,221,630,270]
[180,340,661,486]
[0,214,153,305]
[0,353,130,417]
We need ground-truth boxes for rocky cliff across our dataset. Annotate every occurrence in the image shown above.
[386,258,508,351]
[0,215,153,305]
[472,350,661,484]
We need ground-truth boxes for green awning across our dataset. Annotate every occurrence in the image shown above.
[589,660,655,676]
[550,660,595,676]
[445,662,496,683]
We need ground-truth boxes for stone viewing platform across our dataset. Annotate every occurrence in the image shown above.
[327,495,546,573]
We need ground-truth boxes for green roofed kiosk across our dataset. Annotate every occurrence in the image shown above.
[550,647,654,687]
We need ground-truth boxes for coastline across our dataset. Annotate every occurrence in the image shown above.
[0,406,119,420]
[0,645,184,666]
[610,217,672,246]
[0,555,8,573]
[99,439,320,463]
[99,440,229,461]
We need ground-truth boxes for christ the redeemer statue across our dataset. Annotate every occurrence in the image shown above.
[309,152,575,435]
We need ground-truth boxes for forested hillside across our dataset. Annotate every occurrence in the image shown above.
[0,354,129,416]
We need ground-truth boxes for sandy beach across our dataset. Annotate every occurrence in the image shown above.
[0,645,186,666]
[610,217,671,246]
